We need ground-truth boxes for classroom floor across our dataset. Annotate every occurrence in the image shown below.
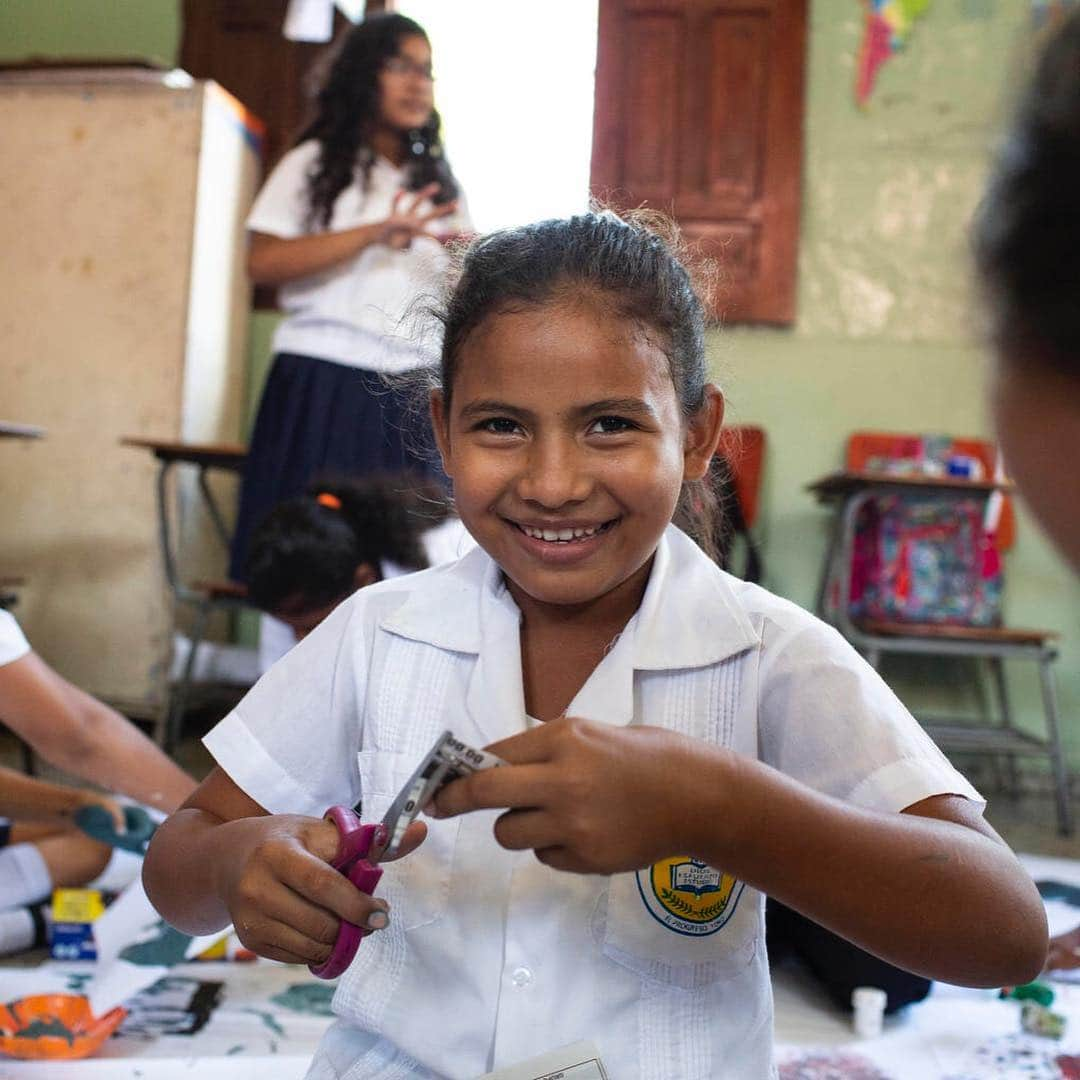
[2,714,1080,1078]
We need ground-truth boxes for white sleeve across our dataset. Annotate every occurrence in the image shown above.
[245,142,321,239]
[757,615,983,814]
[0,610,31,668]
[203,597,366,817]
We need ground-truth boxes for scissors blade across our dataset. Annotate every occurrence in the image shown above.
[379,730,505,859]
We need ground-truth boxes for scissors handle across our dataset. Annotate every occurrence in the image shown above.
[309,811,387,981]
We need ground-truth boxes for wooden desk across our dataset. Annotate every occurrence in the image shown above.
[120,436,246,471]
[807,470,1012,626]
[121,437,246,596]
[121,437,251,749]
[807,468,1071,836]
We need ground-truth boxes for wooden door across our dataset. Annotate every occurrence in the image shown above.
[591,0,807,324]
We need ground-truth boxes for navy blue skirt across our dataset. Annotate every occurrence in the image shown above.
[229,352,442,581]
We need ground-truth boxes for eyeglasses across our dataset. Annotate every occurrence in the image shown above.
[383,56,435,82]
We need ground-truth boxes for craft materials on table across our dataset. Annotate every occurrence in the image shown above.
[774,853,1080,1079]
[0,961,335,1077]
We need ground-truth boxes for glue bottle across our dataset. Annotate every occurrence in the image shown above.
[851,986,887,1038]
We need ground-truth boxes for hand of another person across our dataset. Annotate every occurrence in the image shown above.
[215,813,426,965]
[430,716,731,875]
[378,184,459,251]
[1045,925,1080,972]
[74,790,127,835]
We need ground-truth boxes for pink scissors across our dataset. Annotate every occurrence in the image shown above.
[310,731,504,980]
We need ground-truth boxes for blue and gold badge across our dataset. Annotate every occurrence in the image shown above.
[636,856,744,937]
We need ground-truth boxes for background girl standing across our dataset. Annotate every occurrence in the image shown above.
[230,12,468,581]
[148,212,1045,1079]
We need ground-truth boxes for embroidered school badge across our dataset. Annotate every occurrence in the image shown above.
[636,856,744,936]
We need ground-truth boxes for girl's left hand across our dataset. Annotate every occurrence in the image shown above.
[430,716,731,874]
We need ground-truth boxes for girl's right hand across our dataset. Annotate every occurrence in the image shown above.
[216,813,426,966]
[377,184,459,251]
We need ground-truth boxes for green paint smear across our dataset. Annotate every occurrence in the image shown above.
[19,1017,75,1044]
[65,973,93,993]
[226,1044,244,1055]
[120,923,192,966]
[243,1008,286,1037]
[270,982,335,1017]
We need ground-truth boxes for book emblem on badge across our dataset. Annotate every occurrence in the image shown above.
[636,856,744,936]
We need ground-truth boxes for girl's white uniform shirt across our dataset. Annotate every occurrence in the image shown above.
[247,141,471,373]
[206,526,981,1080]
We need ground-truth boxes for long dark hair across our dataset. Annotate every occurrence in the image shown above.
[973,10,1080,375]
[432,211,723,560]
[246,475,449,613]
[297,13,459,231]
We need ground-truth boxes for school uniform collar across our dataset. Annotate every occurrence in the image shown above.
[379,524,760,670]
[380,526,759,743]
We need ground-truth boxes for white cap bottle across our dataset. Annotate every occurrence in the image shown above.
[851,986,887,1038]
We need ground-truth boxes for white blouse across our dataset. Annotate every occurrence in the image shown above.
[247,140,471,373]
[206,527,981,1079]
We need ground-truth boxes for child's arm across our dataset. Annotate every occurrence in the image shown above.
[0,651,195,813]
[248,184,459,284]
[143,766,424,965]
[0,764,125,831]
[431,718,1047,988]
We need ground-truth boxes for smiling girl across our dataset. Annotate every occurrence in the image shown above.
[147,212,1046,1079]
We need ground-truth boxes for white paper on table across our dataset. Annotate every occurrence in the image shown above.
[87,879,229,1016]
[478,1041,608,1080]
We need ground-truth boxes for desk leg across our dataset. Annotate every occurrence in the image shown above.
[197,467,235,553]
[815,507,847,618]
[1038,650,1073,837]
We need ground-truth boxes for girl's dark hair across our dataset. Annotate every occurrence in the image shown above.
[434,210,723,559]
[973,10,1080,375]
[297,13,459,231]
[246,475,449,613]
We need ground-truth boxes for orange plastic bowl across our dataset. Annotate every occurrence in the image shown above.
[0,994,126,1060]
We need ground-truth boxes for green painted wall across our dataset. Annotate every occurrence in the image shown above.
[722,2,1080,772]
[7,2,1079,773]
[0,1,180,66]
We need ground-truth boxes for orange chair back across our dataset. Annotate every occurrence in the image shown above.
[717,426,766,529]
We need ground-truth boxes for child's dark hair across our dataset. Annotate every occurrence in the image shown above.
[297,12,459,231]
[973,10,1080,376]
[434,210,722,558]
[246,475,448,613]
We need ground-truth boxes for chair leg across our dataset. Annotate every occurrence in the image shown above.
[167,599,211,755]
[988,656,1021,798]
[1037,651,1073,837]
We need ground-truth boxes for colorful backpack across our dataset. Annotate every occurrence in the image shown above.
[847,493,1003,627]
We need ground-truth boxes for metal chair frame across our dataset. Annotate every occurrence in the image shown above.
[819,483,1072,836]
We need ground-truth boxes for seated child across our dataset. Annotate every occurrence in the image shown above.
[146,211,1046,1078]
[245,475,471,643]
[0,608,195,953]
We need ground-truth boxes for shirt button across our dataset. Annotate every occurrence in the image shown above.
[511,966,533,987]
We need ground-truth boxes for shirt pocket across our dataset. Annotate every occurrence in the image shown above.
[596,857,761,989]
[356,749,460,931]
